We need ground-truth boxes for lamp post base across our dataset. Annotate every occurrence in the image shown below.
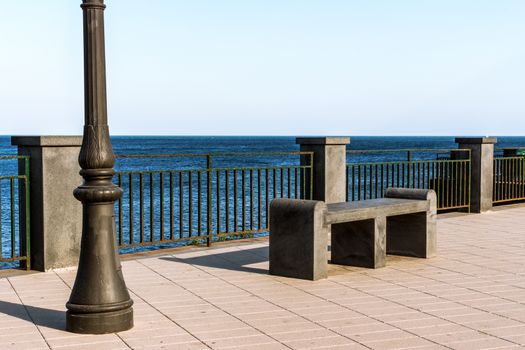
[66,307,133,334]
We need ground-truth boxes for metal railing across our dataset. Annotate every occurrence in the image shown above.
[0,156,30,269]
[346,149,471,211]
[493,156,525,203]
[114,152,313,251]
[494,147,525,158]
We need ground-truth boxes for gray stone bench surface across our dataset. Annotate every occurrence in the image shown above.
[326,198,430,224]
[269,188,437,281]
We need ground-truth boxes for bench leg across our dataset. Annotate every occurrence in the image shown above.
[269,199,328,280]
[386,211,436,258]
[330,216,386,269]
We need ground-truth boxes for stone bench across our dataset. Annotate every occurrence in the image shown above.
[269,188,437,280]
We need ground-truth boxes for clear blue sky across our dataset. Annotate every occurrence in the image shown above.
[1,0,524,136]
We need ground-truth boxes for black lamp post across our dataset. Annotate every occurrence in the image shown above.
[66,0,134,334]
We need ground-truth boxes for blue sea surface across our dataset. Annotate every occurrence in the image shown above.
[1,135,524,268]
[2,135,525,166]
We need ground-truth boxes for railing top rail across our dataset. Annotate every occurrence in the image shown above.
[346,158,470,167]
[347,148,471,154]
[495,147,525,150]
[0,155,29,160]
[0,175,28,180]
[116,151,313,159]
[116,164,312,175]
[494,156,525,159]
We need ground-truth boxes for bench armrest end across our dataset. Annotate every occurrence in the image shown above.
[385,187,437,213]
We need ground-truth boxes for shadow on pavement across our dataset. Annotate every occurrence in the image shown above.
[0,300,65,330]
[161,246,269,275]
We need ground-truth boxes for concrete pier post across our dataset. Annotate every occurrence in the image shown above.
[455,137,497,213]
[11,136,83,271]
[296,137,350,204]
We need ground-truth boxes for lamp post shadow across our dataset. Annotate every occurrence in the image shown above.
[0,300,65,331]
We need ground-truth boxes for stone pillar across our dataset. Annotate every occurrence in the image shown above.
[11,136,83,271]
[455,137,497,213]
[296,137,350,204]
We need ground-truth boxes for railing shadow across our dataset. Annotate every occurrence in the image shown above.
[0,300,65,330]
[161,246,269,275]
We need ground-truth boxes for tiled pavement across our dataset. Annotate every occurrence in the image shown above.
[1,205,525,350]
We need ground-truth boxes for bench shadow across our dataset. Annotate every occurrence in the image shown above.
[0,300,65,330]
[161,246,269,275]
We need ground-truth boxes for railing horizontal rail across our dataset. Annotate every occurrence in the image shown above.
[0,175,28,180]
[345,159,469,166]
[117,151,311,159]
[346,149,471,211]
[0,155,30,160]
[115,165,311,175]
[347,148,471,154]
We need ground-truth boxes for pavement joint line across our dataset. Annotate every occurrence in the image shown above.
[51,338,128,349]
[122,286,211,349]
[389,260,525,310]
[410,264,525,293]
[52,270,73,290]
[424,255,525,282]
[135,258,283,350]
[143,254,367,349]
[115,331,133,348]
[113,299,134,350]
[433,241,525,261]
[29,270,133,349]
[53,265,146,349]
[347,266,524,347]
[6,277,52,350]
[200,248,375,350]
[273,275,453,350]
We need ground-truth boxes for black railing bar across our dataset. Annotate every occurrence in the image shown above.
[116,151,314,159]
[114,165,312,175]
[346,159,470,167]
[0,155,30,160]
[347,149,471,154]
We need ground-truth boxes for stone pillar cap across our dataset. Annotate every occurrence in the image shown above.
[296,137,350,145]
[455,137,497,144]
[11,136,83,147]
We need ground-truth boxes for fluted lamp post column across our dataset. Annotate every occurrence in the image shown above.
[66,0,133,334]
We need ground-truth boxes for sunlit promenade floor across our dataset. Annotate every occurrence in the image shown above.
[1,205,525,350]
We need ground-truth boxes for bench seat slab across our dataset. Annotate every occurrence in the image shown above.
[326,198,429,225]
